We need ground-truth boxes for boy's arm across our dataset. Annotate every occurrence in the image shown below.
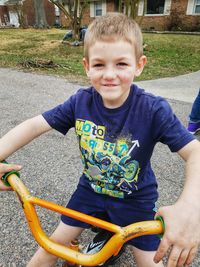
[0,115,52,190]
[154,139,200,267]
[0,115,51,161]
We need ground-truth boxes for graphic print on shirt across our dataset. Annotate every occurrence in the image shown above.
[76,119,140,198]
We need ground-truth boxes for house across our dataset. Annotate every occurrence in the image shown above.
[137,0,200,31]
[60,0,200,32]
[0,0,10,26]
[0,0,56,28]
[1,0,199,31]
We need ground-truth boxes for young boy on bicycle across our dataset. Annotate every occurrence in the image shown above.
[1,13,200,267]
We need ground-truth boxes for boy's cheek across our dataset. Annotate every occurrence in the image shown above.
[87,70,101,80]
[119,72,135,83]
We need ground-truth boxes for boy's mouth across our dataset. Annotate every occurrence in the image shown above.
[102,84,118,87]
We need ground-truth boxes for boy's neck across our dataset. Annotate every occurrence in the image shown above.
[101,87,131,109]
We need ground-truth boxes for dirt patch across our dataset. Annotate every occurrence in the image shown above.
[34,40,60,53]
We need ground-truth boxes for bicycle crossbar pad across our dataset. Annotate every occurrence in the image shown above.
[7,174,163,266]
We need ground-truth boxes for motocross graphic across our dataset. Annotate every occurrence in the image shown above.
[75,119,140,198]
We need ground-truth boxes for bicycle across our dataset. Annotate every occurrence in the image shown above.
[1,167,164,267]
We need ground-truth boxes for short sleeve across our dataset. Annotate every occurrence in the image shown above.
[42,95,76,135]
[151,98,194,152]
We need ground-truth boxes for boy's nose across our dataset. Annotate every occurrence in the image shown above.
[103,68,116,80]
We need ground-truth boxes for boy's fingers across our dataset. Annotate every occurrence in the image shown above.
[177,249,190,267]
[155,236,198,267]
[0,163,22,173]
[0,180,13,191]
[154,238,170,263]
[185,247,198,266]
[166,246,182,267]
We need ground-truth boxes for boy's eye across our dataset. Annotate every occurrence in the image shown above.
[117,62,128,66]
[93,63,104,68]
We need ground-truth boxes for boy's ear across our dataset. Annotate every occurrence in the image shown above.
[135,55,147,77]
[82,57,90,77]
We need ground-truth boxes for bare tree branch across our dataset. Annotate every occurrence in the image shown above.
[49,0,90,39]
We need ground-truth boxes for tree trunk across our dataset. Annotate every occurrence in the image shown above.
[33,0,48,28]
[72,0,79,39]
[50,0,89,40]
[17,6,26,28]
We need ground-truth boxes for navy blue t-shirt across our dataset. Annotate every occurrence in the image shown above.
[42,85,194,200]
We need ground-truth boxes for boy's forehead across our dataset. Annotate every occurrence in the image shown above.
[92,35,132,45]
[88,39,135,59]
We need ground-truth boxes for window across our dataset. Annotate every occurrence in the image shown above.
[186,0,200,15]
[146,0,165,14]
[94,1,102,16]
[195,0,200,13]
[4,14,9,23]
[90,1,106,18]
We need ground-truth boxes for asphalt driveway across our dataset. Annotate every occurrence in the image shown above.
[0,68,199,266]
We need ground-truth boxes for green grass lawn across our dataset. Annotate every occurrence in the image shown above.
[0,28,200,83]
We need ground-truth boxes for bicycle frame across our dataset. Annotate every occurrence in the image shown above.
[6,173,163,266]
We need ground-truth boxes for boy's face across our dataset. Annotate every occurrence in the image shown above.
[83,39,146,108]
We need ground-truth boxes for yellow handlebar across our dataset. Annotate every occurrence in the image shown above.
[7,174,163,266]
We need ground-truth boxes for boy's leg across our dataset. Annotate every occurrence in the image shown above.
[106,197,163,266]
[189,89,200,122]
[132,246,164,267]
[27,221,84,267]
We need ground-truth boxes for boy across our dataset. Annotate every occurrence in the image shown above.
[1,13,200,267]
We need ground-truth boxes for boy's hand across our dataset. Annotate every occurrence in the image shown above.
[0,162,22,191]
[154,201,200,267]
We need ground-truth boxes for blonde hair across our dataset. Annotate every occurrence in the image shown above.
[84,12,143,62]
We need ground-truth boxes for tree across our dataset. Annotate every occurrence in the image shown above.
[117,0,147,26]
[49,0,90,39]
[118,0,141,19]
[33,0,49,28]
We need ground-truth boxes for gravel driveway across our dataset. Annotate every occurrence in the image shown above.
[0,67,199,267]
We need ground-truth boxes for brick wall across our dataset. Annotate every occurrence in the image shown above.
[107,0,115,12]
[44,0,55,26]
[60,0,199,32]
[22,0,55,27]
[23,0,35,26]
[0,6,9,25]
[138,0,200,31]
[137,16,168,31]
[170,0,200,31]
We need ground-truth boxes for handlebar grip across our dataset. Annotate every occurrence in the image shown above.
[156,216,165,239]
[1,160,20,186]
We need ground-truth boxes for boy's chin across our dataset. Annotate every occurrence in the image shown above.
[101,95,126,109]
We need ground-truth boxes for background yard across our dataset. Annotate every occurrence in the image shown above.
[0,28,200,83]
